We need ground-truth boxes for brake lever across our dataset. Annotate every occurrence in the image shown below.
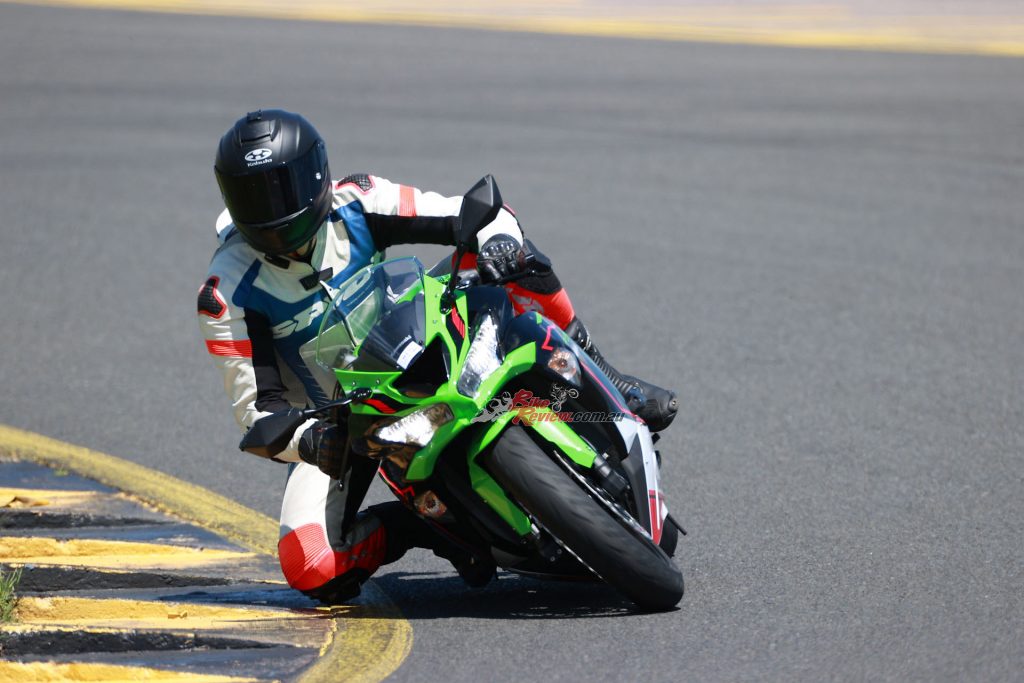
[301,387,372,419]
[455,271,481,290]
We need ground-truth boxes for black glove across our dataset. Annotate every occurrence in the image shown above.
[298,420,346,480]
[476,234,527,283]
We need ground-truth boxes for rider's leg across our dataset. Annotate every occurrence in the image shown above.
[278,458,493,604]
[277,458,388,603]
[563,317,679,432]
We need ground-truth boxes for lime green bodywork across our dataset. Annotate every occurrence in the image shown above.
[463,407,599,535]
[324,266,599,536]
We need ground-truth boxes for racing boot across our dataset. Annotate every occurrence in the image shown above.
[565,318,679,432]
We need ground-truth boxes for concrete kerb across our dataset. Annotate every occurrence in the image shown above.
[0,424,412,683]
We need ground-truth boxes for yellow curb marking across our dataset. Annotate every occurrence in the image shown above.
[299,587,414,683]
[14,595,309,628]
[1,0,1023,56]
[0,561,287,585]
[0,661,258,682]
[1,494,47,507]
[0,427,278,555]
[2,623,222,634]
[0,488,101,508]
[309,586,415,683]
[0,424,413,683]
[0,537,256,569]
[2,619,333,651]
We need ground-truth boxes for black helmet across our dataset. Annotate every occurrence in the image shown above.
[214,110,331,255]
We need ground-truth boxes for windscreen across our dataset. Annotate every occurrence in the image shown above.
[314,257,426,372]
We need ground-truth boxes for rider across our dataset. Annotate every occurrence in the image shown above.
[198,109,677,603]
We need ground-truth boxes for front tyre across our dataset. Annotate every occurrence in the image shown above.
[483,426,683,611]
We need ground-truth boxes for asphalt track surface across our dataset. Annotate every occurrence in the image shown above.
[1,4,1023,681]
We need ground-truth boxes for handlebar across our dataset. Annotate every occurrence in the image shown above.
[456,252,538,289]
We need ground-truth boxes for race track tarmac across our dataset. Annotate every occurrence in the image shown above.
[1,3,1022,680]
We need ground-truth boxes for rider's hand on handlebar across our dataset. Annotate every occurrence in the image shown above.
[477,234,528,284]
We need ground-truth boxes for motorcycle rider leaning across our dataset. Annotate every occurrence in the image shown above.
[198,109,677,602]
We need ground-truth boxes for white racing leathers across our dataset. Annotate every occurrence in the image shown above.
[198,175,527,596]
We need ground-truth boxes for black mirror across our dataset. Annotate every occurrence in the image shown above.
[239,409,307,458]
[457,175,503,250]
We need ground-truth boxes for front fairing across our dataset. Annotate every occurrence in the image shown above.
[330,274,539,480]
[320,267,640,474]
[312,258,667,543]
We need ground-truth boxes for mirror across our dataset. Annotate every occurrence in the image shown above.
[457,175,503,249]
[238,409,307,458]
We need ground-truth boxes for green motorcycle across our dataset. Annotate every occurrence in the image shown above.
[243,176,684,611]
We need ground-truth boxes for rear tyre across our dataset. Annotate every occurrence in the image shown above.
[483,426,683,611]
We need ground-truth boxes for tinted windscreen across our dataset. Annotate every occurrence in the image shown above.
[356,297,427,372]
[315,257,427,372]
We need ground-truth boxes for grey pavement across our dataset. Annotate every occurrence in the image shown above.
[1,4,1022,681]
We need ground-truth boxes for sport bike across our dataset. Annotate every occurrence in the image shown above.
[242,176,684,610]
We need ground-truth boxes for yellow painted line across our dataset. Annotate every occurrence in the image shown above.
[2,623,201,634]
[1,0,1023,57]
[15,595,308,628]
[0,487,100,508]
[305,589,413,683]
[0,536,255,569]
[0,661,257,682]
[300,584,414,683]
[0,424,412,683]
[0,426,278,555]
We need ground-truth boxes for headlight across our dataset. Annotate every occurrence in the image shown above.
[374,403,454,447]
[457,314,502,397]
[547,347,581,386]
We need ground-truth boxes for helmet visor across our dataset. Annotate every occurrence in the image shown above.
[216,141,328,226]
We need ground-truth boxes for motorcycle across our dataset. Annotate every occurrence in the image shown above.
[242,176,684,611]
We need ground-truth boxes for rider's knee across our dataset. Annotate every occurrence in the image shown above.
[278,521,387,601]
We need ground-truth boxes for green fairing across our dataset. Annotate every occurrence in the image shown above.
[404,342,536,481]
[468,457,533,535]
[467,406,597,470]
[459,406,598,535]
[319,262,598,539]
[331,274,540,479]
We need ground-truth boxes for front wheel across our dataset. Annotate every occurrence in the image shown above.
[482,426,683,611]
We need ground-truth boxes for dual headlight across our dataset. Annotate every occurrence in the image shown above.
[457,314,502,397]
[374,313,582,448]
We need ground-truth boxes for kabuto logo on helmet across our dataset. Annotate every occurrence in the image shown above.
[244,148,273,166]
